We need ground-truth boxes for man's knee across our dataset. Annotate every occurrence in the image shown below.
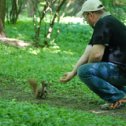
[77,63,97,78]
[77,65,86,78]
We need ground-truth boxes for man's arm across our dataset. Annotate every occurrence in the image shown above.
[88,44,105,63]
[60,45,92,82]
[71,44,93,75]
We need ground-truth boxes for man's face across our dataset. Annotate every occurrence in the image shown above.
[83,12,95,27]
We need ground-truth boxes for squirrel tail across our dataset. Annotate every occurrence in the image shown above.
[28,79,38,96]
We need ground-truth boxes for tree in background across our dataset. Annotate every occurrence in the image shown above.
[63,0,126,20]
[0,0,6,36]
[0,0,125,47]
[101,0,126,20]
[44,0,66,46]
[33,0,66,47]
[6,0,25,24]
[27,0,39,17]
[63,0,85,16]
[33,0,50,46]
[0,0,30,47]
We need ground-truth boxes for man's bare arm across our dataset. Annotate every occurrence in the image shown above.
[60,45,93,83]
[88,44,105,63]
[72,45,93,75]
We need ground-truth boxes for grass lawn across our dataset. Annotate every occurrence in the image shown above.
[0,17,126,126]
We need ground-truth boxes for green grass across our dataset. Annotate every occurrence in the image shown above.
[0,100,125,126]
[0,18,126,125]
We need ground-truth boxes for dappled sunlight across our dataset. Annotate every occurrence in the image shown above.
[27,48,41,55]
[0,37,30,47]
[43,46,61,54]
[43,41,74,55]
[62,50,74,55]
[43,40,74,55]
[25,44,74,56]
[124,19,126,24]
[17,15,88,25]
[43,46,74,55]
[59,16,88,25]
[90,110,108,114]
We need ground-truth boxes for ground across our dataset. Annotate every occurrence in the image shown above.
[0,37,30,48]
[1,76,126,120]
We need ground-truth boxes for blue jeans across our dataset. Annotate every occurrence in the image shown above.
[77,62,126,103]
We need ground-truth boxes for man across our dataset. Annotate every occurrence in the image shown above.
[60,0,126,110]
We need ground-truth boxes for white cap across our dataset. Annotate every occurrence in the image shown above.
[77,0,104,16]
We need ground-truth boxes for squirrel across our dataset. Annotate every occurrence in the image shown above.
[28,79,48,99]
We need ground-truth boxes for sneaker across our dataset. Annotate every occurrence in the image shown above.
[100,98,126,110]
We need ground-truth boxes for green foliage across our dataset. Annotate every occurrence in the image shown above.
[3,20,92,84]
[0,19,126,125]
[6,0,26,24]
[0,100,125,126]
[5,20,34,42]
[101,0,126,21]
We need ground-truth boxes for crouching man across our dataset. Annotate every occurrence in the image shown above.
[60,0,126,110]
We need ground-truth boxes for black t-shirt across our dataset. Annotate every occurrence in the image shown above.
[89,15,126,66]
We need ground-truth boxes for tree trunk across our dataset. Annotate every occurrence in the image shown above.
[0,0,6,36]
[44,0,66,46]
[10,0,24,24]
[33,1,49,46]
[27,0,39,17]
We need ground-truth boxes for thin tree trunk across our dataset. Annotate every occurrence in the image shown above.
[10,0,24,24]
[27,0,39,17]
[44,0,66,46]
[34,1,49,46]
[0,0,6,36]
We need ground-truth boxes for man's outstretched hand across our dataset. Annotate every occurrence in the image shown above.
[60,71,76,83]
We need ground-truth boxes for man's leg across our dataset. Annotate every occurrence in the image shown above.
[77,62,126,103]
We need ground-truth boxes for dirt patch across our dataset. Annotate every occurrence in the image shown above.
[0,37,30,48]
[1,78,126,119]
